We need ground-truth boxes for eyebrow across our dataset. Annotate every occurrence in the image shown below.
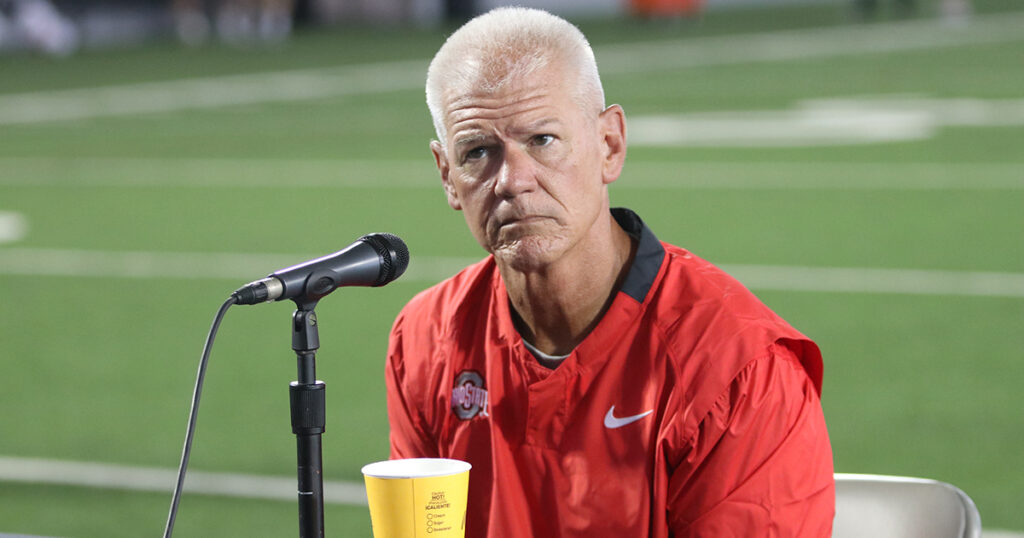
[452,117,563,149]
[515,117,561,135]
[453,133,491,150]
[529,117,560,130]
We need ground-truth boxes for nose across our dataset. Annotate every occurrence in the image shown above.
[493,144,536,199]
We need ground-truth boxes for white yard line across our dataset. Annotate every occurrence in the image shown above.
[0,247,481,285]
[0,212,27,243]
[0,247,1021,298]
[0,157,437,188]
[627,97,1024,147]
[1,12,1022,125]
[619,161,1024,190]
[0,456,366,505]
[0,158,1021,190]
[0,457,1022,538]
[0,59,428,125]
[2,455,1023,538]
[719,263,1024,299]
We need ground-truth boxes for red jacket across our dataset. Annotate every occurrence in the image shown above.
[386,208,834,537]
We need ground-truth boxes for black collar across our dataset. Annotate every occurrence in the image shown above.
[611,207,665,303]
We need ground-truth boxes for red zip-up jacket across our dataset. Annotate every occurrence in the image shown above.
[386,208,834,537]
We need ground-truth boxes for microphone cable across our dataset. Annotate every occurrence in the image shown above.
[163,295,237,538]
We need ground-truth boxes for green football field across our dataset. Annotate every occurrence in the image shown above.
[0,1,1022,536]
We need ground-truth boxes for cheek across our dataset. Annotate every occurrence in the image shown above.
[534,141,571,169]
[458,201,498,251]
[452,183,494,228]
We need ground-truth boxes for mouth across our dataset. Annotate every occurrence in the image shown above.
[499,215,549,229]
[506,215,545,224]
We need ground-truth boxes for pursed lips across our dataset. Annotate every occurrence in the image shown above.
[497,215,549,229]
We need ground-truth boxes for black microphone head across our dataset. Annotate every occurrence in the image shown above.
[360,233,409,286]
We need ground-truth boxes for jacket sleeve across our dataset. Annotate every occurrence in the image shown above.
[666,344,835,537]
[385,311,440,459]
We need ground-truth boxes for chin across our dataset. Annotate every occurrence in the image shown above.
[491,234,568,272]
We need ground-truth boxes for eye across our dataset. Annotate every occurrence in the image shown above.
[464,146,488,162]
[532,134,555,147]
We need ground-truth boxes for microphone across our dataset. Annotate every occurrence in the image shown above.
[232,233,409,306]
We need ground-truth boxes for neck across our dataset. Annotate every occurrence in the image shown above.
[498,214,635,356]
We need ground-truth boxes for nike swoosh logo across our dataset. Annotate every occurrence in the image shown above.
[604,405,654,429]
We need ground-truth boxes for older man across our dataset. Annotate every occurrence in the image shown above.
[385,7,834,537]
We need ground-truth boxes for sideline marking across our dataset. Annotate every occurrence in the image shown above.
[0,247,1022,298]
[1,12,1022,125]
[0,456,366,505]
[0,212,27,243]
[0,158,1021,190]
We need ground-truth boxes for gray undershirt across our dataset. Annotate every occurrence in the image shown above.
[522,338,572,370]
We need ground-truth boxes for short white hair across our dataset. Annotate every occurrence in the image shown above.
[425,7,606,144]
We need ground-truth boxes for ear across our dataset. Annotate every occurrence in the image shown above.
[597,104,627,185]
[431,140,462,211]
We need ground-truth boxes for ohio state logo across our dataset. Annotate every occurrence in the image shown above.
[451,370,489,420]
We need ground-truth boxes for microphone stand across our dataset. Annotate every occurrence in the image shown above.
[225,233,406,537]
[289,301,326,538]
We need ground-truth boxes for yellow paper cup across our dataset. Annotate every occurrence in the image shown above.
[362,458,471,538]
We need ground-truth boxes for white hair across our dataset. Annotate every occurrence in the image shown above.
[425,7,606,144]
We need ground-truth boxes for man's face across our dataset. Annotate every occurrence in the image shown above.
[431,62,625,272]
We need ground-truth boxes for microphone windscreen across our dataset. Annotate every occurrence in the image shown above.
[361,233,409,285]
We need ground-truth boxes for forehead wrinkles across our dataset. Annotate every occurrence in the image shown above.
[446,90,553,138]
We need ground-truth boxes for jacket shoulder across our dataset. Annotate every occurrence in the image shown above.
[651,243,823,393]
[392,256,497,343]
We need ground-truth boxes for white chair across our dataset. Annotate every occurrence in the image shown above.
[833,473,982,538]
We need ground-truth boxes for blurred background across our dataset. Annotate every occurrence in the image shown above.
[0,0,978,56]
[0,0,1021,536]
